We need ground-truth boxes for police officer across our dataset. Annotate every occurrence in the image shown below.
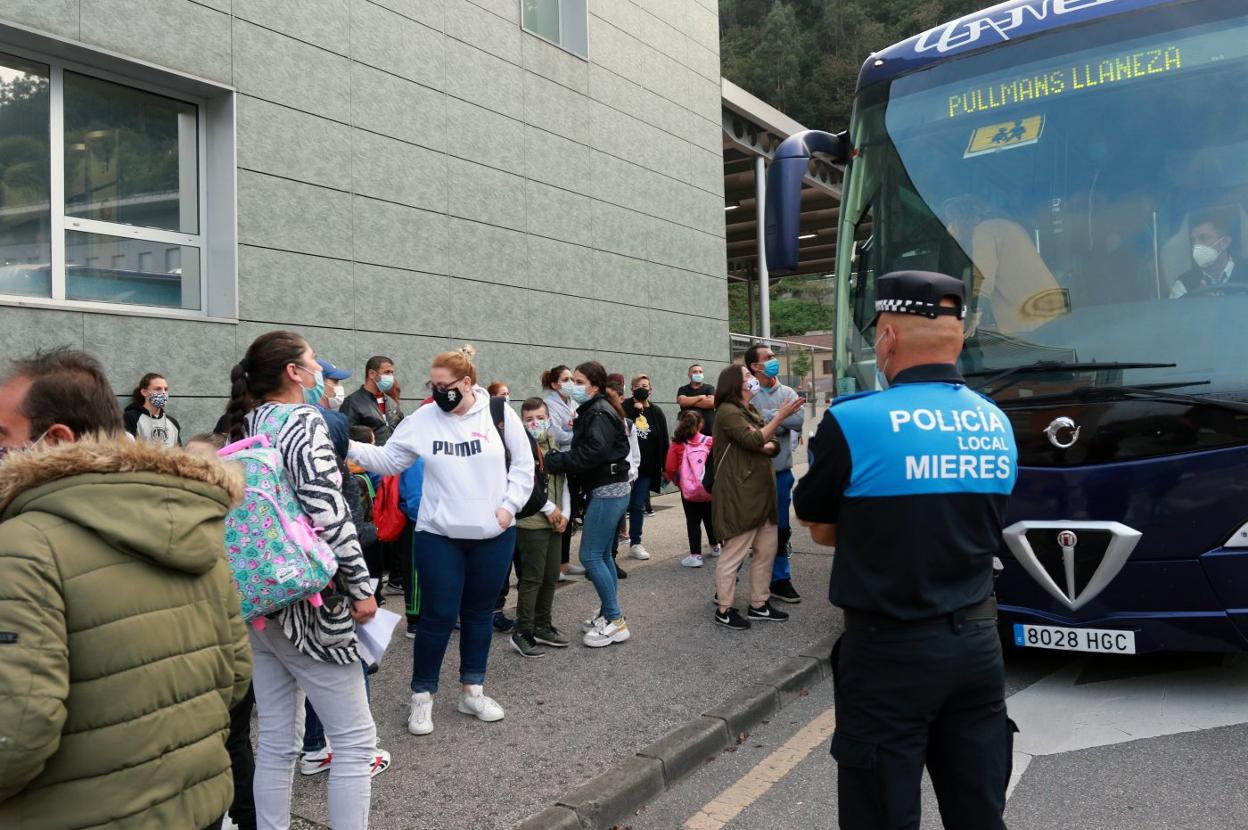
[794,271,1018,830]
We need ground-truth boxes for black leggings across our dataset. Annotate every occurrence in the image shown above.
[681,498,717,554]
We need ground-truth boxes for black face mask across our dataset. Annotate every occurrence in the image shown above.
[431,384,463,413]
[633,388,650,402]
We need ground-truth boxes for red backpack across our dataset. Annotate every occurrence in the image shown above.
[373,475,407,542]
[678,435,713,503]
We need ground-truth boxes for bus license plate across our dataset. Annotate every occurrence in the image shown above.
[1013,624,1136,654]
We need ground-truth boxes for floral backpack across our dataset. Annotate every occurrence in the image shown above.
[218,406,338,627]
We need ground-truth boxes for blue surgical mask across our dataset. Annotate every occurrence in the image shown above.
[874,332,891,390]
[377,373,395,393]
[560,380,577,399]
[691,373,705,384]
[297,365,326,406]
[568,384,591,405]
[762,358,781,378]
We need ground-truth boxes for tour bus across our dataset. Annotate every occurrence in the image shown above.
[766,0,1248,654]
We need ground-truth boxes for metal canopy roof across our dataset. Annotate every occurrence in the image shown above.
[721,79,844,284]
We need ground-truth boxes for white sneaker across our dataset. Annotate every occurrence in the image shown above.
[566,564,587,575]
[629,543,651,560]
[557,571,570,582]
[581,614,606,633]
[458,685,505,722]
[370,748,391,778]
[299,745,332,776]
[408,692,433,736]
[708,545,722,557]
[583,617,631,647]
[681,554,704,568]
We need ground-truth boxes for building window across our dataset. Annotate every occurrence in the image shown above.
[520,0,588,59]
[0,41,233,317]
[822,359,833,374]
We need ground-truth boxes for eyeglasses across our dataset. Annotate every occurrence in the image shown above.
[425,377,465,392]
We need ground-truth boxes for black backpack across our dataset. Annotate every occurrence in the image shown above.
[490,396,548,519]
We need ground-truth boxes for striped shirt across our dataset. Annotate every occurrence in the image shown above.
[246,403,373,664]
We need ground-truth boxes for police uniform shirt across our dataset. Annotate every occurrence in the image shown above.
[793,363,1018,620]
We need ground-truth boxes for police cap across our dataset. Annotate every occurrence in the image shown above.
[873,271,966,323]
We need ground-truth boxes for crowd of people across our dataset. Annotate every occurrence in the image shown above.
[0,332,808,830]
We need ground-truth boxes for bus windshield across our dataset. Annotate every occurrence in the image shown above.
[839,0,1248,401]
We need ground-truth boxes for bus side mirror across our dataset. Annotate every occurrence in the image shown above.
[764,130,849,275]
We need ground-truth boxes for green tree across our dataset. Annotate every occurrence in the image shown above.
[790,349,813,383]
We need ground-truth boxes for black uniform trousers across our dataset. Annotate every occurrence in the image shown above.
[831,610,1014,830]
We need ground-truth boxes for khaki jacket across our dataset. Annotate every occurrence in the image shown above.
[0,437,250,829]
[711,401,779,540]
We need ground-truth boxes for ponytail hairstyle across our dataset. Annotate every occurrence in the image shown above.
[432,343,478,385]
[226,330,311,442]
[131,372,165,405]
[541,364,570,391]
[576,360,627,424]
[673,410,703,443]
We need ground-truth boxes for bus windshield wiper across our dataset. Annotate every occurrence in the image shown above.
[994,383,1248,415]
[965,361,1176,396]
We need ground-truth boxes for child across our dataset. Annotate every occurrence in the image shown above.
[511,397,572,657]
[665,411,720,568]
[184,432,226,458]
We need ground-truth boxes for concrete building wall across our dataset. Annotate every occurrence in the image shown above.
[0,0,727,433]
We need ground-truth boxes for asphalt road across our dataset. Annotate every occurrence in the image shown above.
[628,648,1248,830]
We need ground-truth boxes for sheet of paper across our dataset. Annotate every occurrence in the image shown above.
[357,607,402,665]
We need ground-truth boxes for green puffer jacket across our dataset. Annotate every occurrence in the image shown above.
[0,437,251,829]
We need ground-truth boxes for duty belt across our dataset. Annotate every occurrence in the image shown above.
[843,595,997,633]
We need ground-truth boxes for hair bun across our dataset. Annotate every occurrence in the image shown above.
[459,344,477,360]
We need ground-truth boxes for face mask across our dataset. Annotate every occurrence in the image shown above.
[431,382,464,413]
[633,388,650,402]
[874,332,892,390]
[327,385,346,411]
[148,391,169,409]
[745,377,761,395]
[377,373,396,393]
[526,419,551,439]
[1193,243,1222,270]
[568,384,591,405]
[762,358,781,378]
[691,373,705,384]
[295,365,325,406]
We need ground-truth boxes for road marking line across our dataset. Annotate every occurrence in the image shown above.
[682,707,837,830]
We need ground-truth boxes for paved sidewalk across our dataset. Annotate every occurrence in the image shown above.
[289,483,840,830]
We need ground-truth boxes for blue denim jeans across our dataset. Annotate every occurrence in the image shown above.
[410,528,517,695]
[580,494,629,621]
[627,475,651,546]
[772,468,796,583]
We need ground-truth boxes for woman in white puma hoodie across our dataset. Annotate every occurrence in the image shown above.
[348,347,533,737]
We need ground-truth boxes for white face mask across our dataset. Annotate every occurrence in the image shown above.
[1193,243,1222,270]
[327,385,346,410]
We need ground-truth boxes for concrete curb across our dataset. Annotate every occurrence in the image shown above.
[515,632,840,830]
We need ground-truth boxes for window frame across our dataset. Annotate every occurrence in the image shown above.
[519,0,589,61]
[0,29,236,322]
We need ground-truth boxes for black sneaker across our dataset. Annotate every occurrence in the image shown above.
[615,563,628,579]
[492,611,515,633]
[533,626,570,648]
[510,631,544,658]
[715,608,751,630]
[748,602,790,622]
[770,579,802,604]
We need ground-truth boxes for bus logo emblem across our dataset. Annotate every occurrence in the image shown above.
[1044,416,1081,449]
[1002,521,1142,611]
